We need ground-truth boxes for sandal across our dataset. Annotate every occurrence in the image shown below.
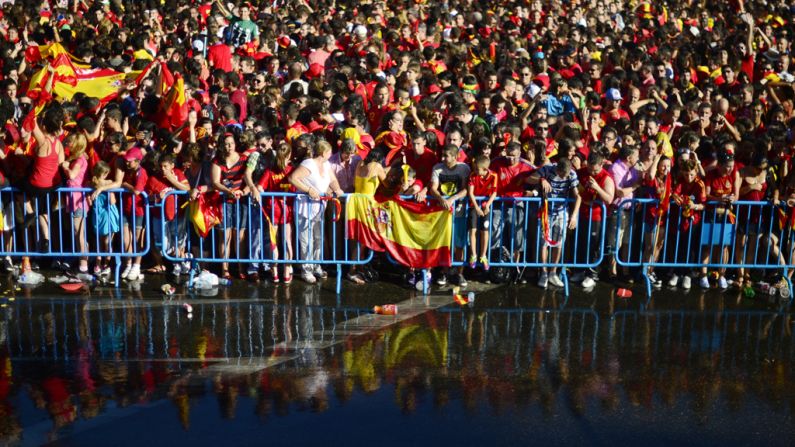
[347,272,366,285]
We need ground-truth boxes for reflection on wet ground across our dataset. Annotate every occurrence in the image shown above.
[0,282,793,446]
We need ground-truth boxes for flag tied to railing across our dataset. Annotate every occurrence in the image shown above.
[347,193,452,268]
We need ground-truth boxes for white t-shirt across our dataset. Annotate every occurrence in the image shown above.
[296,158,332,219]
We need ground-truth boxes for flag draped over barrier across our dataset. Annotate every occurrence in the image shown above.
[346,193,452,268]
[188,192,223,238]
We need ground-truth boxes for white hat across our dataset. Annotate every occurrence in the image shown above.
[526,83,541,99]
[192,39,205,52]
[354,25,367,37]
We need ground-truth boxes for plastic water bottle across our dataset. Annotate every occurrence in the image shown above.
[467,292,475,305]
[779,286,791,299]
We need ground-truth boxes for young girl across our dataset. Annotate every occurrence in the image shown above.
[669,159,707,289]
[258,142,294,283]
[61,134,90,272]
[90,161,120,276]
[641,154,672,287]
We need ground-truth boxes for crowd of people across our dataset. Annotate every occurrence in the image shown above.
[0,0,793,291]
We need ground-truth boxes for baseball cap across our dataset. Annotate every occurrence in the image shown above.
[606,88,622,101]
[124,147,143,162]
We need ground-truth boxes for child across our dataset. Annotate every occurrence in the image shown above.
[669,159,706,289]
[530,156,581,289]
[61,133,89,272]
[120,148,148,281]
[466,155,498,270]
[430,144,472,287]
[90,161,120,276]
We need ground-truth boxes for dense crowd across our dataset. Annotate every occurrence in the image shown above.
[0,0,793,291]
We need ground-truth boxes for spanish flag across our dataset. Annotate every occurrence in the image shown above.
[24,42,88,67]
[158,73,188,129]
[28,59,148,105]
[188,191,223,238]
[346,193,452,268]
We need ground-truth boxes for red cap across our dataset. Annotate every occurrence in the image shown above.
[124,147,143,162]
[306,63,325,80]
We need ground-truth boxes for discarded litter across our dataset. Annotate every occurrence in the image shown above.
[616,288,633,298]
[373,304,398,315]
[161,284,176,296]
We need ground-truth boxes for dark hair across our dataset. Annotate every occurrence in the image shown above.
[40,105,65,135]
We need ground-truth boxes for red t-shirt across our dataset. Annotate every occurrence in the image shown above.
[146,168,187,220]
[207,43,233,72]
[123,167,149,217]
[258,165,294,224]
[402,149,438,189]
[468,170,498,197]
[489,157,534,197]
[577,167,612,221]
[672,178,706,228]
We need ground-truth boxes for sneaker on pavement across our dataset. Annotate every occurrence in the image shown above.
[718,276,728,290]
[173,263,182,276]
[581,277,596,288]
[648,272,662,288]
[699,276,710,289]
[682,275,692,290]
[301,273,317,284]
[121,263,132,279]
[538,272,549,289]
[668,274,679,287]
[436,274,447,286]
[570,271,585,283]
[549,274,564,288]
[127,264,143,281]
[457,274,468,288]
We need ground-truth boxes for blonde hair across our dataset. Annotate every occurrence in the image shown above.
[315,140,332,157]
[66,133,88,161]
[92,160,110,178]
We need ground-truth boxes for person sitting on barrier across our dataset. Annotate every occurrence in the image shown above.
[467,155,498,271]
[289,139,344,285]
[701,151,741,290]
[532,156,581,289]
[88,161,119,277]
[572,150,615,288]
[258,141,295,284]
[640,153,672,288]
[430,144,471,287]
[211,132,249,281]
[61,133,90,274]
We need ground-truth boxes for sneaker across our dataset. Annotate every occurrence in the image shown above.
[173,263,183,276]
[436,274,447,286]
[468,254,477,269]
[668,274,680,288]
[718,276,728,290]
[301,272,317,284]
[582,277,596,288]
[479,257,490,271]
[648,272,662,288]
[457,274,468,288]
[570,271,586,283]
[283,269,293,284]
[416,271,432,291]
[699,276,710,289]
[121,263,132,279]
[682,275,692,290]
[549,274,564,288]
[314,268,328,280]
[127,264,143,281]
[538,272,549,289]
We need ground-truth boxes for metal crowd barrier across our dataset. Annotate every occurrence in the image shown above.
[451,196,608,296]
[160,191,373,294]
[614,199,794,297]
[0,187,150,286]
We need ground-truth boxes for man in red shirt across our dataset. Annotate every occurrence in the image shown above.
[572,151,615,287]
[146,154,189,275]
[489,142,535,265]
[396,130,438,203]
[206,33,233,72]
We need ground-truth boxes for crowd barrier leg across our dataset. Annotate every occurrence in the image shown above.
[336,263,342,295]
[422,268,429,295]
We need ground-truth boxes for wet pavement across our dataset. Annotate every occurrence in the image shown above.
[0,276,793,446]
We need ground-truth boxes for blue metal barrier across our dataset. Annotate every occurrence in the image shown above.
[160,191,373,294]
[450,196,608,296]
[0,187,150,286]
[614,198,794,298]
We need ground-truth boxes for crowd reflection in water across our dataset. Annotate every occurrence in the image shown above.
[0,288,793,442]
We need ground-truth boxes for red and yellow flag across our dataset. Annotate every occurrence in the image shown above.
[346,193,452,268]
[188,191,223,238]
[158,74,188,129]
[538,197,561,247]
